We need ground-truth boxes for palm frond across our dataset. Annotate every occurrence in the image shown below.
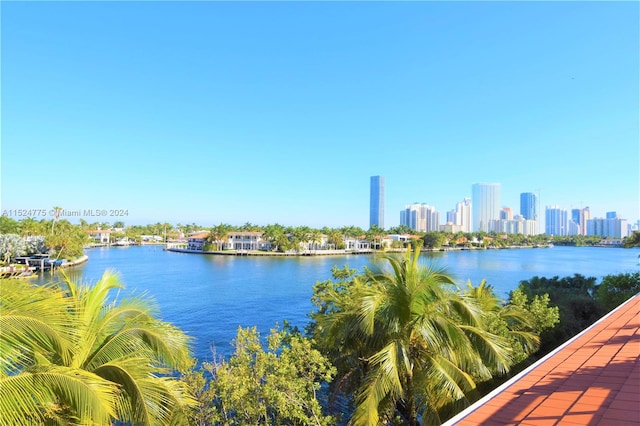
[0,366,118,426]
[0,280,73,370]
[425,354,476,402]
[459,325,512,375]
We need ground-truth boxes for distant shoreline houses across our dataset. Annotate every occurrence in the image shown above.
[165,231,528,255]
[175,231,379,254]
[86,229,165,247]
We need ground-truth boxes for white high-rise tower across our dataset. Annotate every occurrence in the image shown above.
[472,183,501,232]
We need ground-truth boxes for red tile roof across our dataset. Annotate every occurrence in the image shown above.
[188,231,210,239]
[444,294,640,426]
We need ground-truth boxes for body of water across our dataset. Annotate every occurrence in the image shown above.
[42,246,639,361]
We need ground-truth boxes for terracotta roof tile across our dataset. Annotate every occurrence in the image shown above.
[444,294,640,426]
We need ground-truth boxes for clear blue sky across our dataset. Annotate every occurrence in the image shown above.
[2,1,638,229]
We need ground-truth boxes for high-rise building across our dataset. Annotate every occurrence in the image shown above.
[446,198,472,232]
[545,206,568,236]
[606,212,618,219]
[457,198,472,232]
[370,176,385,229]
[446,209,457,224]
[472,183,500,232]
[500,207,513,220]
[400,203,439,232]
[571,207,590,235]
[587,217,629,238]
[520,193,538,221]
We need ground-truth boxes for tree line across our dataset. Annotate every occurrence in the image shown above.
[3,215,629,266]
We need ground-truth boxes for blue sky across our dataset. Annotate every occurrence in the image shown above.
[2,1,638,229]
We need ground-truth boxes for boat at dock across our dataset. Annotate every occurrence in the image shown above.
[13,254,65,272]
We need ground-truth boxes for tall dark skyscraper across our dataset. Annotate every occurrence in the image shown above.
[370,176,385,229]
[520,192,538,221]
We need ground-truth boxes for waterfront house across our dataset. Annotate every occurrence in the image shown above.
[186,231,209,251]
[388,234,412,243]
[88,229,112,244]
[380,235,395,248]
[297,234,333,251]
[344,236,371,251]
[225,231,270,251]
[140,235,164,243]
[596,238,623,247]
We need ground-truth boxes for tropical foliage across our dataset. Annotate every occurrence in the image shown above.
[44,219,90,259]
[183,326,336,425]
[3,215,610,257]
[462,281,558,367]
[0,271,195,425]
[516,274,605,353]
[594,272,640,311]
[310,246,530,425]
[0,234,27,264]
[0,217,88,261]
[623,230,640,247]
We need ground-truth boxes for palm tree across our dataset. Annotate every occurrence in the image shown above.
[315,246,512,425]
[0,270,195,425]
[263,223,287,252]
[326,228,345,250]
[208,223,232,250]
[20,217,43,237]
[308,229,322,252]
[463,279,540,368]
[50,206,62,233]
[366,225,387,250]
[292,226,311,252]
[340,225,366,239]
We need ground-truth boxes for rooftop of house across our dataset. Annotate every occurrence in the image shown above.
[444,293,640,426]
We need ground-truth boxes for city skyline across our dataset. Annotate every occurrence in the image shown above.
[2,2,638,228]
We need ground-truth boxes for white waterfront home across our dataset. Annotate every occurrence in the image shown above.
[87,229,112,244]
[344,236,371,250]
[226,231,271,251]
[184,231,272,251]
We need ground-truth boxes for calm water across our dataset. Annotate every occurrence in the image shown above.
[42,246,639,361]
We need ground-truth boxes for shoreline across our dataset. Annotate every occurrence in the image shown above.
[164,245,549,257]
[61,254,89,268]
[0,254,89,278]
[165,247,375,256]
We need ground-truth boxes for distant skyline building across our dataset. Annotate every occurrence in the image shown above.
[500,207,513,220]
[588,216,628,238]
[545,206,568,236]
[457,198,472,232]
[571,207,591,235]
[400,203,439,232]
[520,192,538,221]
[446,198,472,232]
[472,183,501,232]
[494,215,537,236]
[369,176,385,229]
[446,209,457,224]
